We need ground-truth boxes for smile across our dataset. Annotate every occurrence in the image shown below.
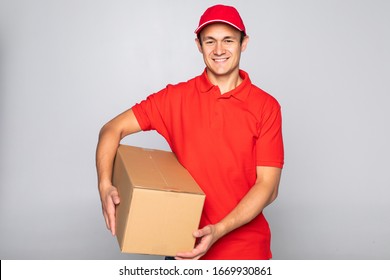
[213,58,229,62]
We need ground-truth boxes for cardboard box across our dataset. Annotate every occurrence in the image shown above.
[112,144,205,256]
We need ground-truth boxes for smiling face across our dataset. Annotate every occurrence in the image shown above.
[196,23,249,83]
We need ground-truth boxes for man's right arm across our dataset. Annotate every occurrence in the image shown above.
[95,108,141,236]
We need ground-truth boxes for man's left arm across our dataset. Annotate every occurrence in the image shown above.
[175,166,282,260]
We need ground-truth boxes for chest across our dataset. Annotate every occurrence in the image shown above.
[184,91,259,140]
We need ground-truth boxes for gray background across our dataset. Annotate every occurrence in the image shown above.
[1,0,389,260]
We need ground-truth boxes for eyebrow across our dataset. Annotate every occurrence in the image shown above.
[202,35,237,41]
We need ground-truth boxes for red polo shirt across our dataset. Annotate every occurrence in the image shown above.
[132,69,284,259]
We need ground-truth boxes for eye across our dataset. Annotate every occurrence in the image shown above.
[205,40,214,45]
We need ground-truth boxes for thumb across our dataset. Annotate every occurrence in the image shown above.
[111,192,120,205]
[193,225,212,238]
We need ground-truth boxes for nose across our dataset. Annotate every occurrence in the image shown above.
[213,42,225,55]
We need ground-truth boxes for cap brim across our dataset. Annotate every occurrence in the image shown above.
[194,19,245,35]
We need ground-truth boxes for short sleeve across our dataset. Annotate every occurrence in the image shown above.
[256,103,284,168]
[131,87,171,142]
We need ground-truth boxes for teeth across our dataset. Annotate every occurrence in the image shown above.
[214,58,227,62]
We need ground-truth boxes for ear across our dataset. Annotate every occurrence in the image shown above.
[240,36,250,52]
[195,38,203,53]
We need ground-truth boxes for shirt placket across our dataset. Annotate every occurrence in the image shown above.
[210,89,226,132]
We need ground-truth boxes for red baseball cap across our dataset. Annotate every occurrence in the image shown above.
[195,4,246,35]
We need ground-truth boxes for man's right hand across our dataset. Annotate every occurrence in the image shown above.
[100,184,120,236]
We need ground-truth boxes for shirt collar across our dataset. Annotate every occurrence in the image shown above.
[198,68,215,93]
[197,68,252,101]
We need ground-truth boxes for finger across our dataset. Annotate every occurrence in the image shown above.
[102,197,117,235]
[112,193,120,205]
[107,203,116,236]
[175,256,201,260]
[194,225,212,238]
[109,192,120,235]
[175,253,203,260]
[176,245,205,259]
[109,216,116,236]
[103,211,110,230]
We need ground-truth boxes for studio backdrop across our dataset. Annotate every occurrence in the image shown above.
[1,0,389,259]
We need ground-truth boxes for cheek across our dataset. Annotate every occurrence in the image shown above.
[204,50,214,59]
[230,47,241,54]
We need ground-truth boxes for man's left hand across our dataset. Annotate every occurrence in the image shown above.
[175,224,221,260]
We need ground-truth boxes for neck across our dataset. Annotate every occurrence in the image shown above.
[206,68,243,94]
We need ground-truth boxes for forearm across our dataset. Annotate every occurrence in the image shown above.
[96,125,121,192]
[215,167,282,239]
[96,109,141,192]
[176,167,281,259]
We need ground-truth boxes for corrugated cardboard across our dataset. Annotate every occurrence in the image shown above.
[112,144,205,256]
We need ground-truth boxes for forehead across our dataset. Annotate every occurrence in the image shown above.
[199,23,241,39]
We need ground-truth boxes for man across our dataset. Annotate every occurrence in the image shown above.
[96,4,284,260]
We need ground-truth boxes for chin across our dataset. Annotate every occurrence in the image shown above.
[210,68,234,76]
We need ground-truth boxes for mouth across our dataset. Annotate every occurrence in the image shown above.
[213,57,229,63]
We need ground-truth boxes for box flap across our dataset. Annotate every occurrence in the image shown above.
[117,145,204,195]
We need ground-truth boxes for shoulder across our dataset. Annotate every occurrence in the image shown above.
[149,75,199,105]
[240,70,281,110]
[152,76,200,105]
[249,84,281,111]
[165,75,198,91]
